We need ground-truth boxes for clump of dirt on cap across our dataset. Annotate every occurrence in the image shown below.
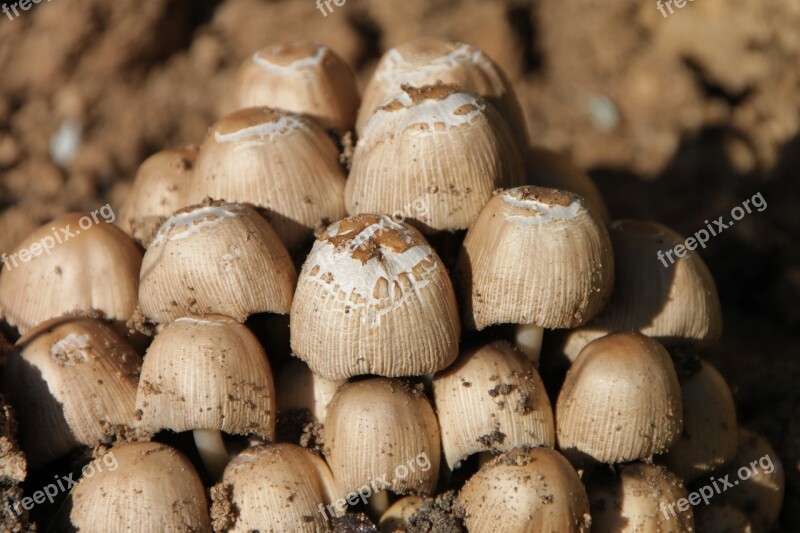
[407,491,465,533]
[209,483,238,532]
[332,512,378,532]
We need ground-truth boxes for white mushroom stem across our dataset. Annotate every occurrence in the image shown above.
[515,323,544,366]
[193,429,229,481]
[367,490,390,520]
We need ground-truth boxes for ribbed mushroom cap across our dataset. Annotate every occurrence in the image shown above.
[717,429,785,532]
[187,106,346,250]
[433,341,555,469]
[231,41,360,132]
[559,220,723,361]
[456,186,614,330]
[4,317,140,467]
[0,213,142,334]
[458,447,591,533]
[662,357,738,481]
[291,214,459,380]
[137,202,296,325]
[524,146,608,221]
[325,378,440,498]
[587,463,694,532]
[346,84,525,233]
[356,37,528,145]
[117,146,197,247]
[276,358,344,425]
[213,443,338,532]
[135,315,275,440]
[70,442,211,532]
[556,332,683,464]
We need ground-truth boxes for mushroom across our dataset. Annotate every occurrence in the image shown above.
[662,355,738,482]
[455,186,613,363]
[135,315,275,480]
[70,441,211,532]
[0,212,142,334]
[378,496,426,532]
[291,214,459,380]
[4,316,140,467]
[186,106,347,250]
[433,340,555,469]
[230,40,360,132]
[586,463,694,532]
[325,378,440,515]
[137,201,296,326]
[524,145,609,222]
[457,447,591,533]
[346,83,525,234]
[276,358,344,425]
[694,504,753,533]
[557,220,723,362]
[356,37,528,147]
[556,332,683,464]
[211,443,338,532]
[716,429,785,532]
[117,146,197,247]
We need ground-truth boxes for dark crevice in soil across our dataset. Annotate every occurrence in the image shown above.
[682,56,753,107]
[507,4,544,74]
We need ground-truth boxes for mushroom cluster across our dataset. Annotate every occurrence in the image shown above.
[0,37,785,533]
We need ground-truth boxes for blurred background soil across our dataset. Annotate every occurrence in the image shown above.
[0,0,798,530]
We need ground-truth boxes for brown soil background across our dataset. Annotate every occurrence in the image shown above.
[0,0,798,530]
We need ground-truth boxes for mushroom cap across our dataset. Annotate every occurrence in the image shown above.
[378,495,427,532]
[214,443,338,532]
[136,315,275,439]
[587,463,694,532]
[717,429,785,532]
[346,84,525,233]
[433,340,555,469]
[356,37,527,145]
[662,357,738,481]
[4,316,141,467]
[231,40,360,132]
[137,202,296,325]
[187,106,346,250]
[291,214,459,380]
[458,447,591,533]
[325,378,441,498]
[118,146,197,247]
[559,219,723,361]
[556,332,683,464]
[456,186,614,330]
[70,442,211,532]
[0,213,142,333]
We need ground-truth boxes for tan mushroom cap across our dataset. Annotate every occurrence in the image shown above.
[347,84,525,233]
[186,106,346,250]
[231,40,360,132]
[456,186,614,330]
[137,201,296,325]
[0,213,142,334]
[213,443,338,532]
[70,442,211,532]
[135,315,275,440]
[587,463,695,532]
[556,332,683,464]
[4,316,141,467]
[356,37,528,146]
[325,378,441,498]
[291,214,459,380]
[117,146,197,247]
[559,219,723,361]
[433,341,555,469]
[458,447,591,533]
[662,357,738,482]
